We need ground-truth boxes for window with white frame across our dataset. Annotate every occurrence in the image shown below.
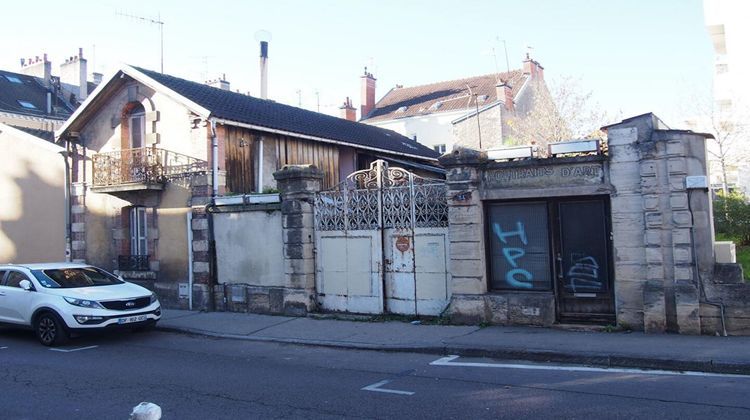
[128,105,146,149]
[433,144,447,154]
[130,207,148,256]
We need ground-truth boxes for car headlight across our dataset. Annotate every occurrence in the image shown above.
[150,292,158,304]
[64,296,105,309]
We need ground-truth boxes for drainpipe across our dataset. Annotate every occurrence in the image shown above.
[257,137,264,192]
[186,212,194,310]
[207,118,219,311]
[59,146,72,262]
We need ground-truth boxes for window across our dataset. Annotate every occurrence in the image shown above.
[129,111,146,148]
[130,206,148,256]
[4,75,22,83]
[433,144,447,154]
[32,267,123,289]
[429,102,443,111]
[5,271,30,288]
[17,100,36,109]
[487,202,551,291]
[0,270,7,284]
[396,106,408,113]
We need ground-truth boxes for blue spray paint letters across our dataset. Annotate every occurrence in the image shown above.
[493,222,533,289]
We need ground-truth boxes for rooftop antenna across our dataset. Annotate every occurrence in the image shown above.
[296,89,302,107]
[525,44,534,60]
[315,90,320,112]
[116,10,165,73]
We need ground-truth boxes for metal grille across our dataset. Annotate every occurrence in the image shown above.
[118,255,151,271]
[100,296,151,311]
[315,160,447,231]
[93,147,208,187]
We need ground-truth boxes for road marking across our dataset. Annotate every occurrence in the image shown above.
[430,355,750,379]
[0,346,7,350]
[361,380,415,396]
[49,345,98,353]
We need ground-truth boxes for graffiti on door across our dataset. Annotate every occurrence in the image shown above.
[565,253,603,292]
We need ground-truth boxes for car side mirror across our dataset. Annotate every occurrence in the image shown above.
[19,279,32,291]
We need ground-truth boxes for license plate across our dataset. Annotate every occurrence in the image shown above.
[117,315,148,324]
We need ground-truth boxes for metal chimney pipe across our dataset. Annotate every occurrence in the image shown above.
[260,41,268,99]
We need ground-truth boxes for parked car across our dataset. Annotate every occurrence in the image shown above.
[0,263,161,346]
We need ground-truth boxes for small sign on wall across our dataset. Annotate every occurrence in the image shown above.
[178,283,189,299]
[395,236,411,253]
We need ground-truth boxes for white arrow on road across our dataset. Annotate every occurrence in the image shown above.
[49,345,99,353]
[361,379,415,396]
[430,355,750,379]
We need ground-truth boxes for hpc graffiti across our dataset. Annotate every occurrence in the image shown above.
[493,222,533,289]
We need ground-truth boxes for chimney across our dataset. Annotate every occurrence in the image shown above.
[522,54,544,81]
[92,72,103,85]
[20,53,52,87]
[259,41,269,99]
[360,67,376,119]
[60,48,88,101]
[496,82,514,112]
[206,74,231,90]
[339,97,357,121]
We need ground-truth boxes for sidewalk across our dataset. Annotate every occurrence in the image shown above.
[158,309,750,375]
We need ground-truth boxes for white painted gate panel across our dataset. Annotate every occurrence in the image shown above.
[315,160,449,316]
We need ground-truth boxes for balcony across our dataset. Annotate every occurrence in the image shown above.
[92,147,208,193]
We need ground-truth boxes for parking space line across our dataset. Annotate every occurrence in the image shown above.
[361,379,415,396]
[430,355,750,379]
[49,345,99,353]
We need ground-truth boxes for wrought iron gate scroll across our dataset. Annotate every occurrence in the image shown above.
[314,160,449,315]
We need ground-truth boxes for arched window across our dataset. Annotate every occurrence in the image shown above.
[127,103,146,149]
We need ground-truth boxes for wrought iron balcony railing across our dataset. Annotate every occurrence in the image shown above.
[92,147,208,187]
[118,254,151,271]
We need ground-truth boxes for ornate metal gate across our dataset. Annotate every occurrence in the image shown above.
[314,160,450,315]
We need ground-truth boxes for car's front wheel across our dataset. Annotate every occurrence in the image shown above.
[34,312,69,346]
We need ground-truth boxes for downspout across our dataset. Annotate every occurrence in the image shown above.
[186,212,194,310]
[207,118,219,311]
[257,137,264,192]
[59,143,72,262]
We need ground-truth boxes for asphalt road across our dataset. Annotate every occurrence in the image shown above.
[1,328,750,419]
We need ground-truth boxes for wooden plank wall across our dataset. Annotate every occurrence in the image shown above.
[276,136,340,189]
[224,126,255,194]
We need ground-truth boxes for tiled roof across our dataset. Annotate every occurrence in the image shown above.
[362,70,528,123]
[134,67,439,160]
[11,125,56,142]
[0,69,74,120]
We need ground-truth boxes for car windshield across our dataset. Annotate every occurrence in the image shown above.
[31,267,124,289]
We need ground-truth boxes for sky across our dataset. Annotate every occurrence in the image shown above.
[1,0,714,126]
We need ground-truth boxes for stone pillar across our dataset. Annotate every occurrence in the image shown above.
[182,173,212,310]
[273,164,323,315]
[439,148,490,324]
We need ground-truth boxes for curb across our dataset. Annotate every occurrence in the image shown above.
[156,325,750,376]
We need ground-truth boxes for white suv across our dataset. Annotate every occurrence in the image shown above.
[0,263,161,346]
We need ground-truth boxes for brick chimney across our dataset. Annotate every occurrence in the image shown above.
[339,97,356,121]
[20,54,52,87]
[206,74,231,90]
[496,82,514,112]
[60,48,88,101]
[522,54,544,81]
[360,67,376,119]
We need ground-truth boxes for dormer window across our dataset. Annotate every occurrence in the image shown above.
[429,102,443,111]
[5,75,22,84]
[396,106,408,113]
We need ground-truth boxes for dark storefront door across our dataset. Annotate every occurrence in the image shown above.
[555,198,615,323]
[487,196,614,324]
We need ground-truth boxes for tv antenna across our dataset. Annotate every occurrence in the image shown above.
[116,10,165,73]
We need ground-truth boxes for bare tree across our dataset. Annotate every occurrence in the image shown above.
[684,96,749,195]
[506,76,615,152]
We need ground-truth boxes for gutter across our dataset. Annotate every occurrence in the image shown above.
[59,146,72,262]
[212,118,439,162]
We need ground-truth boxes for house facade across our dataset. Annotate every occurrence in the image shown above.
[360,56,545,153]
[55,65,440,307]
